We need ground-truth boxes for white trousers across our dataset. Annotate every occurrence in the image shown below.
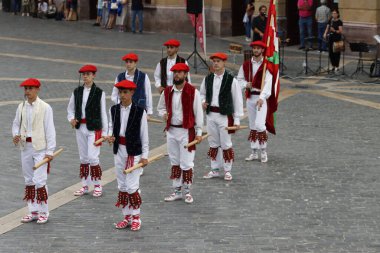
[206,112,233,172]
[247,95,267,149]
[75,124,101,186]
[167,127,195,189]
[114,145,142,216]
[21,142,48,214]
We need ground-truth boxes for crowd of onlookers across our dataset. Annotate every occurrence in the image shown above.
[2,0,144,33]
[243,0,344,72]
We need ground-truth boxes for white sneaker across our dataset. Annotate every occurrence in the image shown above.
[184,193,194,204]
[203,170,220,179]
[36,212,49,224]
[224,171,233,181]
[21,212,38,223]
[245,153,259,161]
[74,186,89,196]
[164,192,182,202]
[245,37,251,42]
[93,185,103,197]
[261,151,268,163]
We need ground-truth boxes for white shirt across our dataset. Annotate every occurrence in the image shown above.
[200,70,244,125]
[12,100,56,156]
[108,104,149,159]
[236,57,273,100]
[67,84,108,136]
[157,85,203,137]
[111,70,153,115]
[154,55,192,88]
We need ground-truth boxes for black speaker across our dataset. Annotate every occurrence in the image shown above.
[187,0,202,14]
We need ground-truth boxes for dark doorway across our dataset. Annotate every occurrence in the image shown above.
[89,0,97,19]
[286,0,300,45]
[231,0,246,36]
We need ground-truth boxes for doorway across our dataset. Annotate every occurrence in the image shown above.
[231,0,246,36]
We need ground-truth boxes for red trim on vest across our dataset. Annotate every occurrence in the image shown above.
[243,60,265,99]
[95,129,102,147]
[257,131,268,145]
[182,168,193,184]
[26,137,32,142]
[36,186,48,204]
[115,191,129,208]
[170,165,181,179]
[208,147,219,161]
[90,164,102,180]
[223,148,235,163]
[23,185,35,203]
[128,190,142,209]
[79,163,90,179]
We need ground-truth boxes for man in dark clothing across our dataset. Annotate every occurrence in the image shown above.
[131,0,143,33]
[251,5,267,42]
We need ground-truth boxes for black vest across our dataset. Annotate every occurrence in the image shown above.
[205,71,234,116]
[159,55,186,87]
[111,103,144,156]
[74,84,103,131]
[117,69,146,109]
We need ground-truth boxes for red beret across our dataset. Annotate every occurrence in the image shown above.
[20,78,41,88]
[210,52,228,61]
[122,53,139,62]
[78,64,97,73]
[163,39,181,47]
[170,63,190,72]
[114,80,137,89]
[250,41,267,48]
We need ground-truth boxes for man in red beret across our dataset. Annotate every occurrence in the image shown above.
[67,64,108,197]
[200,53,244,181]
[157,63,203,204]
[12,78,56,224]
[237,41,272,163]
[111,53,153,117]
[107,80,149,231]
[154,39,191,93]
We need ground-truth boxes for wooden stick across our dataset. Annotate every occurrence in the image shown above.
[148,118,164,123]
[33,148,64,170]
[123,153,165,174]
[94,137,105,146]
[184,134,210,148]
[225,125,248,131]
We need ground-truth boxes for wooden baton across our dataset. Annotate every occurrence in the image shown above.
[184,134,210,148]
[94,137,105,146]
[123,153,165,174]
[225,125,248,131]
[33,148,64,170]
[148,118,164,123]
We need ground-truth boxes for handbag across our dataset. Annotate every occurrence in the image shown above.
[110,2,118,9]
[333,40,345,53]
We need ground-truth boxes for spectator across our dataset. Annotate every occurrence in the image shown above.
[37,0,47,18]
[106,0,118,29]
[46,0,56,18]
[251,5,267,42]
[324,9,343,72]
[315,0,330,52]
[116,0,128,32]
[102,0,110,28]
[30,0,38,17]
[93,0,103,26]
[243,0,255,42]
[131,0,143,34]
[65,0,77,21]
[13,0,21,15]
[54,0,64,20]
[298,0,313,50]
[21,0,30,16]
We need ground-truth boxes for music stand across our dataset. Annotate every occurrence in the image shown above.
[350,42,370,78]
[278,30,289,76]
[297,36,317,75]
[186,13,208,74]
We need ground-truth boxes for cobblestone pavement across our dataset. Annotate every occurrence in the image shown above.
[0,12,380,253]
